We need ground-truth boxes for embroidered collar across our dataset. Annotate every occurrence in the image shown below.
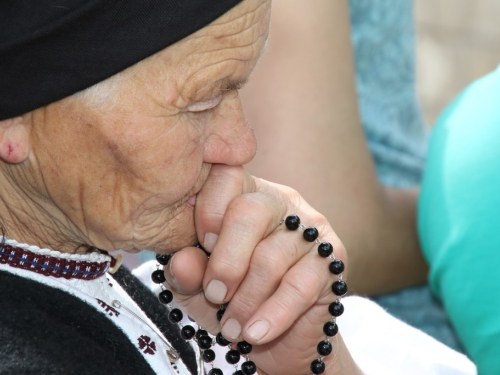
[0,237,116,280]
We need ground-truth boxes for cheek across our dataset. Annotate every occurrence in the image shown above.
[157,131,205,197]
[116,117,206,198]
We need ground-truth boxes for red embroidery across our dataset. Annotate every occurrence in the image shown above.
[138,335,157,355]
[96,299,120,317]
[0,244,111,280]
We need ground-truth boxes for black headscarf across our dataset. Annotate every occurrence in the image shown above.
[0,0,243,120]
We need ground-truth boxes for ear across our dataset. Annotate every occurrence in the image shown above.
[0,115,32,164]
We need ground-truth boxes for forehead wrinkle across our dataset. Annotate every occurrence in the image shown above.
[195,22,269,58]
[169,0,270,107]
[190,3,270,52]
[206,0,270,35]
[176,30,268,104]
[180,0,269,60]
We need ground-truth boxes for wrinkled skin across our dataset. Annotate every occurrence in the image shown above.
[0,0,360,373]
[1,0,266,253]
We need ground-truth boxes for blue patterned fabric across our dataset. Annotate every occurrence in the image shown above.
[350,0,427,187]
[349,0,463,352]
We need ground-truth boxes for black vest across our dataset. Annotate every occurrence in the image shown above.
[0,267,198,375]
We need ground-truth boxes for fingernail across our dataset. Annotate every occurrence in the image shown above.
[168,253,176,278]
[165,253,180,289]
[205,279,228,303]
[222,318,241,341]
[246,320,270,342]
[204,232,218,252]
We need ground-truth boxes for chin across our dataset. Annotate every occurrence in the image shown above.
[146,207,198,254]
[152,232,198,255]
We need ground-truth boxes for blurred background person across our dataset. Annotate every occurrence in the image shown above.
[241,0,462,350]
[242,0,500,359]
[416,3,500,373]
[419,61,500,375]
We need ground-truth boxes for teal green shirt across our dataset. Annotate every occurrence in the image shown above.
[419,68,500,375]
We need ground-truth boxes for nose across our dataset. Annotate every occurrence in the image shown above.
[203,95,257,166]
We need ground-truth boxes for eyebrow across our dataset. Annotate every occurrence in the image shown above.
[221,77,249,92]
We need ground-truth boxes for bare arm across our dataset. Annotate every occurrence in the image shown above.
[242,0,427,295]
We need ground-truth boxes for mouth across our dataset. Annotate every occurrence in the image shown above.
[187,194,197,206]
[183,163,211,207]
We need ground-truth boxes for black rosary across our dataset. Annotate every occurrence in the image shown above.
[151,215,347,375]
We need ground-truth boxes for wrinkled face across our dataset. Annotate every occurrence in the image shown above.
[29,0,270,253]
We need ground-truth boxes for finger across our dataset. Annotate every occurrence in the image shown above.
[172,290,222,334]
[194,164,254,252]
[164,246,208,295]
[243,254,329,344]
[163,247,222,333]
[202,188,288,307]
[229,225,345,344]
[242,237,348,345]
[249,304,331,375]
[217,226,317,341]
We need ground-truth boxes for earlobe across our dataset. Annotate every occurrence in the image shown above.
[0,115,32,164]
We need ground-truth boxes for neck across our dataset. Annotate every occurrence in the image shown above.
[0,163,88,254]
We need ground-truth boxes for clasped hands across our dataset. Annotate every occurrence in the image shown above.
[161,165,358,375]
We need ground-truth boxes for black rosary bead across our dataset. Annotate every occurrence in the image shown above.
[310,359,326,374]
[158,289,173,304]
[317,341,333,356]
[318,242,333,257]
[225,349,241,365]
[202,349,216,363]
[198,335,213,350]
[151,269,166,284]
[328,301,344,317]
[323,321,339,337]
[237,340,253,355]
[329,259,345,275]
[169,308,183,323]
[196,329,209,340]
[241,361,257,375]
[155,253,171,265]
[216,307,226,322]
[181,325,196,340]
[285,215,300,230]
[303,227,319,242]
[209,369,223,375]
[233,371,244,375]
[332,280,348,296]
[216,332,231,346]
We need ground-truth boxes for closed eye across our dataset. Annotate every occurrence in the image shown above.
[187,94,223,112]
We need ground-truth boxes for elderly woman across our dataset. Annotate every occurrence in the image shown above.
[0,1,476,374]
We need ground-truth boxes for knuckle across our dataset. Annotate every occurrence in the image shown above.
[279,185,303,209]
[249,242,288,283]
[229,292,261,319]
[228,193,267,217]
[311,212,329,229]
[224,194,271,231]
[210,257,245,281]
[334,243,348,269]
[211,164,244,181]
[282,271,320,307]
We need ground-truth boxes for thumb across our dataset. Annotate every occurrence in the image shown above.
[164,246,208,295]
[163,246,222,333]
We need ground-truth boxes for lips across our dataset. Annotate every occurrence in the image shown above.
[184,163,211,207]
[187,194,197,206]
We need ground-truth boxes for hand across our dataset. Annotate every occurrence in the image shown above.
[163,165,360,375]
